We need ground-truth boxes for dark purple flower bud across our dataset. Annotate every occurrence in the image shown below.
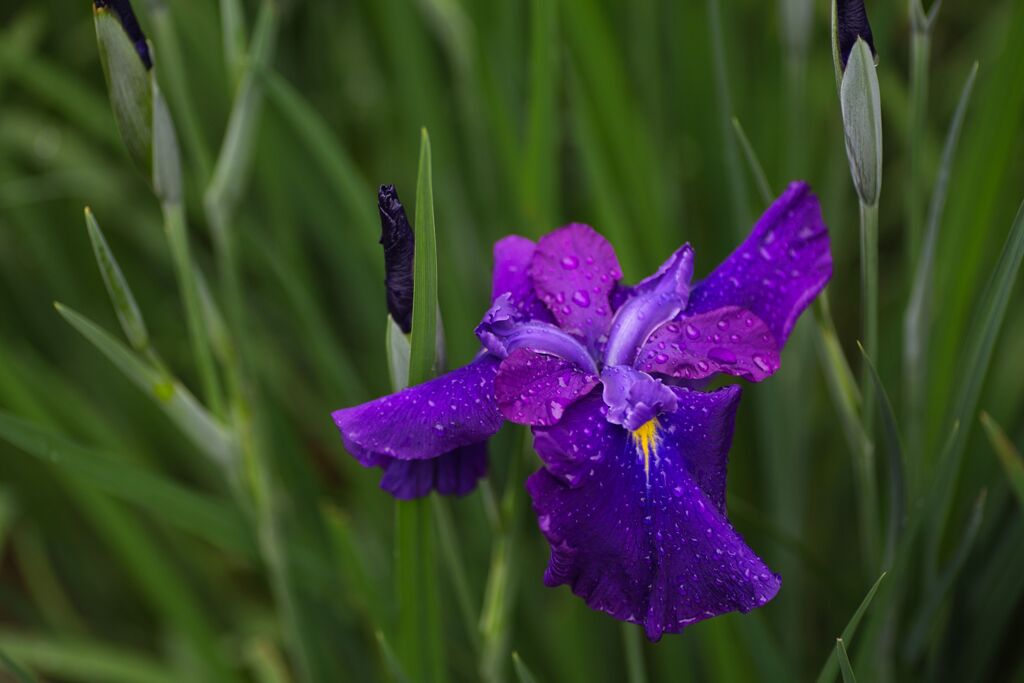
[837,0,876,70]
[94,0,153,69]
[379,184,415,334]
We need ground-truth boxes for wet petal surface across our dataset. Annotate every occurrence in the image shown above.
[492,235,552,322]
[636,306,780,383]
[495,348,598,426]
[332,355,503,461]
[530,224,622,346]
[527,386,779,640]
[687,181,831,345]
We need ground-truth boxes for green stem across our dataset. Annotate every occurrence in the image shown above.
[621,623,648,683]
[162,202,225,416]
[858,200,880,570]
[907,29,931,269]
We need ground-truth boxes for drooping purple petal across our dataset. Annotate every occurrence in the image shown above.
[530,224,622,345]
[600,366,678,432]
[491,235,552,322]
[687,182,831,346]
[476,295,597,374]
[527,385,779,640]
[530,389,614,488]
[603,246,694,367]
[332,355,503,461]
[377,442,488,499]
[636,306,780,383]
[495,348,598,426]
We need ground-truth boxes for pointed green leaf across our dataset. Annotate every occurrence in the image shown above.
[980,412,1024,510]
[835,639,857,683]
[151,80,182,204]
[930,198,1024,562]
[409,127,439,386]
[54,303,234,467]
[84,207,148,352]
[731,116,774,206]
[375,630,411,683]
[840,38,882,207]
[815,572,886,683]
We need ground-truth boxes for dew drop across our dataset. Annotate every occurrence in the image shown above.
[752,354,771,372]
[572,289,591,307]
[685,324,700,340]
[560,255,579,270]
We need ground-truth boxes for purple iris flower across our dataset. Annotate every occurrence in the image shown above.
[333,181,831,638]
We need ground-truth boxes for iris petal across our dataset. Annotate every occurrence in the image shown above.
[528,386,779,641]
[332,355,503,461]
[495,349,598,426]
[687,182,831,346]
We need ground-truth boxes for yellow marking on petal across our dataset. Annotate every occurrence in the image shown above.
[631,417,660,484]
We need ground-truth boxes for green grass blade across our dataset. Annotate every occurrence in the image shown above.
[731,116,773,206]
[432,497,481,653]
[521,0,559,231]
[980,412,1024,510]
[904,63,978,481]
[409,128,439,386]
[0,411,251,556]
[83,207,149,352]
[905,489,986,661]
[54,303,235,468]
[835,639,857,683]
[512,652,541,683]
[859,343,907,567]
[0,649,36,683]
[262,68,378,247]
[929,199,1024,567]
[376,630,412,683]
[814,572,886,683]
[0,633,177,683]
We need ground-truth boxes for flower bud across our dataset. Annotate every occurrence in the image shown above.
[93,0,153,177]
[839,38,883,207]
[379,185,416,334]
[836,0,876,71]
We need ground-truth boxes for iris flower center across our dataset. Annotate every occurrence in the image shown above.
[630,417,660,484]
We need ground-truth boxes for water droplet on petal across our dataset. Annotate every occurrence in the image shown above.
[753,355,771,372]
[560,255,579,270]
[708,347,737,364]
[572,289,591,307]
[685,324,700,340]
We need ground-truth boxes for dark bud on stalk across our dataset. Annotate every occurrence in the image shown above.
[837,0,876,70]
[379,184,415,334]
[93,0,152,69]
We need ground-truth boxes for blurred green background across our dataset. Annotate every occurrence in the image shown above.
[1,0,1023,681]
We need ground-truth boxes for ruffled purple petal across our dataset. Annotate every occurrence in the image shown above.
[377,442,489,499]
[495,348,598,426]
[527,385,778,641]
[603,245,694,367]
[600,366,678,432]
[687,181,831,346]
[332,355,503,461]
[476,295,597,374]
[491,235,552,322]
[530,224,622,345]
[636,307,780,383]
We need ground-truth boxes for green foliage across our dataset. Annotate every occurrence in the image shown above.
[1,0,1022,682]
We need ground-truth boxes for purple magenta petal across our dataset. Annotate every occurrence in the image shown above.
[476,295,598,374]
[687,181,831,346]
[492,235,553,322]
[527,385,779,640]
[636,306,781,383]
[600,366,678,432]
[495,348,598,426]
[332,355,503,461]
[603,245,694,367]
[530,224,622,345]
[530,389,613,488]
[377,442,488,499]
